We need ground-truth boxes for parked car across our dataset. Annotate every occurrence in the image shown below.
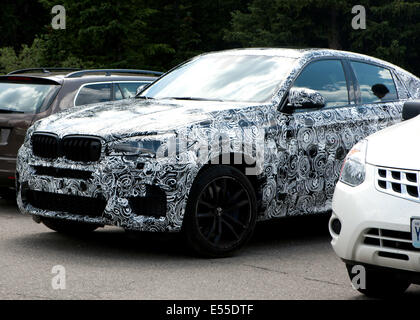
[330,100,420,298]
[0,68,162,198]
[16,48,420,257]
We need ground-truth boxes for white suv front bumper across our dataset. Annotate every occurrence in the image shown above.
[330,163,420,273]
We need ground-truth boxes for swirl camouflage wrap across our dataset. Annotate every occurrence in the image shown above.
[289,87,326,108]
[16,48,420,232]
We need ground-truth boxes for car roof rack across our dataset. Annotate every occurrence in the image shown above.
[7,68,81,75]
[65,69,163,78]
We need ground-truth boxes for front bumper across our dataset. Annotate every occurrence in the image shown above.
[16,144,199,232]
[344,260,420,285]
[330,163,420,273]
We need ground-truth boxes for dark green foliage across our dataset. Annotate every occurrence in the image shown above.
[350,0,420,75]
[225,0,420,76]
[0,0,49,50]
[0,0,418,76]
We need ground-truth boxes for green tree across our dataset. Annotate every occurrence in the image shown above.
[0,38,48,74]
[0,0,418,76]
[38,0,174,70]
[224,0,420,76]
[349,0,420,75]
[224,0,352,49]
[0,0,49,49]
[146,0,251,67]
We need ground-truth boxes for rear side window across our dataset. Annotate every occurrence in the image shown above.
[75,83,112,106]
[116,82,150,99]
[293,59,349,108]
[350,61,398,103]
[0,82,58,113]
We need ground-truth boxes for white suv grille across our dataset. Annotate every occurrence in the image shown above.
[375,166,420,201]
[363,228,420,253]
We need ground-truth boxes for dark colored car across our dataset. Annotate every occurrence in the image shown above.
[0,68,162,198]
[16,49,420,257]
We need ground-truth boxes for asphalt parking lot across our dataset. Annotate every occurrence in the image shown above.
[1,198,419,300]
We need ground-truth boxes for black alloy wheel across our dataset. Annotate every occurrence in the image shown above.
[183,165,257,257]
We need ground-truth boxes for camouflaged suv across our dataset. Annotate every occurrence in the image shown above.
[16,49,420,257]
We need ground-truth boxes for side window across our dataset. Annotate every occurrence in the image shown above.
[74,83,112,106]
[293,59,349,108]
[117,82,150,98]
[350,61,398,103]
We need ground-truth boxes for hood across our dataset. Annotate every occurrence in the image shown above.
[366,115,420,170]
[34,98,260,140]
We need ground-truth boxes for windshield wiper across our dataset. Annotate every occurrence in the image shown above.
[0,109,24,114]
[161,97,225,102]
[135,95,154,100]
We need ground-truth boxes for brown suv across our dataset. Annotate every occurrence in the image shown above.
[0,68,162,198]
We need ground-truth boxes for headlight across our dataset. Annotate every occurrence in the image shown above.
[112,140,162,155]
[109,133,176,157]
[339,139,368,187]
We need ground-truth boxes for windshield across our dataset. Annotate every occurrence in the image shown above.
[0,82,59,113]
[141,54,296,103]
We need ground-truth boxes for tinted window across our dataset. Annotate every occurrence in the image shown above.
[0,82,58,113]
[75,83,112,106]
[350,61,398,103]
[117,82,149,98]
[142,54,296,102]
[293,59,349,108]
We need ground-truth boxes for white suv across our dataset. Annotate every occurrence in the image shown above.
[330,101,420,298]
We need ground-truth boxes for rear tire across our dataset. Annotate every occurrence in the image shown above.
[183,165,257,258]
[346,264,410,298]
[41,217,99,234]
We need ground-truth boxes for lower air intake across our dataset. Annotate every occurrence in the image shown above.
[26,190,106,217]
[128,185,167,218]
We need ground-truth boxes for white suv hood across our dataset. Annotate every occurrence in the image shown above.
[366,115,420,170]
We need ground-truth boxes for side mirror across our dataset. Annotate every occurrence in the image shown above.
[288,87,326,110]
[402,100,420,121]
[136,84,147,96]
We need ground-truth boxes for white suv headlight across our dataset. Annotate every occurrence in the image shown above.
[339,139,368,187]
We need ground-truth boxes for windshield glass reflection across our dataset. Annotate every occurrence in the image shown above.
[142,54,296,103]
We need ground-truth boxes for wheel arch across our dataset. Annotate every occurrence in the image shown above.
[195,152,265,209]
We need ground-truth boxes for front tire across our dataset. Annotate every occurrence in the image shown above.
[41,217,99,234]
[346,264,410,298]
[183,165,257,258]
